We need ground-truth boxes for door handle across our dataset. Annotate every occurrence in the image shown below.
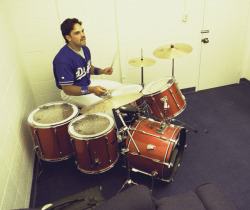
[201,38,209,43]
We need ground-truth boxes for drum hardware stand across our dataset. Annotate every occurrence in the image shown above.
[115,109,141,155]
[171,119,198,133]
[117,147,138,194]
[115,109,140,194]
[150,171,158,192]
[172,58,175,77]
[35,154,44,182]
[157,97,170,134]
[33,129,45,181]
[141,49,145,88]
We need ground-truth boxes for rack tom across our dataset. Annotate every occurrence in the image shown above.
[143,77,186,121]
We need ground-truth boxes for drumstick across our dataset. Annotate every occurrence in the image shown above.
[111,49,118,68]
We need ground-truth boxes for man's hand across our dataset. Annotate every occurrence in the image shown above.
[102,67,113,75]
[88,86,107,97]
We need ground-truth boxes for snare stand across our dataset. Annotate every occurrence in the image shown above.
[115,109,140,193]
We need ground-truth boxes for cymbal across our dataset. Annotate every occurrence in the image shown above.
[128,57,156,67]
[153,43,193,59]
[80,93,143,114]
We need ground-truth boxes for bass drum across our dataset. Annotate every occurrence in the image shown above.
[126,118,186,182]
[68,113,118,174]
[27,102,79,161]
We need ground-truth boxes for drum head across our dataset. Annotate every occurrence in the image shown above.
[112,84,142,96]
[68,113,114,140]
[28,102,79,128]
[143,77,174,95]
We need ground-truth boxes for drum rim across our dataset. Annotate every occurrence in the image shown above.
[111,84,142,96]
[27,101,79,128]
[142,77,175,96]
[68,113,114,140]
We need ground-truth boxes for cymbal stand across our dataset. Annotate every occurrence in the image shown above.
[171,45,175,77]
[141,48,144,88]
[172,58,175,77]
[116,109,140,193]
[169,45,197,133]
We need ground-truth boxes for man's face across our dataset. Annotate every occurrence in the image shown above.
[66,23,86,50]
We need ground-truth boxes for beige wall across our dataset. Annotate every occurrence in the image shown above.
[241,1,250,80]
[0,0,36,209]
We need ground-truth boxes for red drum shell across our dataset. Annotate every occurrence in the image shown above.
[143,77,186,120]
[126,118,186,181]
[68,113,118,174]
[28,102,79,161]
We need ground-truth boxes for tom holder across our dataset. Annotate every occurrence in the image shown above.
[157,96,170,134]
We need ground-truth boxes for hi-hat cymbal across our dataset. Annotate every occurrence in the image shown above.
[153,43,193,59]
[128,57,156,67]
[80,93,143,114]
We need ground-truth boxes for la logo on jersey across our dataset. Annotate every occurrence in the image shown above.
[76,61,91,80]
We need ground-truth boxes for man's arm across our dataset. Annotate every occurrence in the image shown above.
[90,65,113,75]
[61,85,107,97]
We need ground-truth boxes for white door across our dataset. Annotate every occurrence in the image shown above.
[198,0,249,90]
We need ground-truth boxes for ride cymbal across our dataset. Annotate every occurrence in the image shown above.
[80,93,143,114]
[128,57,156,67]
[153,43,193,59]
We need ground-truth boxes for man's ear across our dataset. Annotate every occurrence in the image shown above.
[65,35,71,42]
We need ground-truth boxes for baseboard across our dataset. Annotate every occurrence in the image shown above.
[240,78,250,86]
[181,87,196,94]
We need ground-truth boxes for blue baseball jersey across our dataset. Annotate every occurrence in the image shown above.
[53,45,91,92]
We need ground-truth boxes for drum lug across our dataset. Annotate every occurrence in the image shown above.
[147,144,156,150]
[33,129,44,158]
[75,160,79,167]
[105,136,112,163]
[95,158,101,165]
[53,127,63,157]
[184,144,187,148]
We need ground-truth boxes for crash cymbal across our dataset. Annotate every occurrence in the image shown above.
[128,57,156,67]
[153,43,193,59]
[80,93,143,114]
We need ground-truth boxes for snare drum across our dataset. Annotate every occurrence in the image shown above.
[68,113,118,174]
[143,77,186,121]
[27,102,79,161]
[126,117,186,182]
[112,84,146,128]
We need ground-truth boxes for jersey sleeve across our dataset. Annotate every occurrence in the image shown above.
[54,60,74,86]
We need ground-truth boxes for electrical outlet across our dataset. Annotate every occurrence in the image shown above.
[183,13,188,22]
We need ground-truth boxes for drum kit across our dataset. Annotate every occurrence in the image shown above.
[28,43,194,190]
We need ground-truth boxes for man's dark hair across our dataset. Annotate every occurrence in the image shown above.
[61,18,82,43]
